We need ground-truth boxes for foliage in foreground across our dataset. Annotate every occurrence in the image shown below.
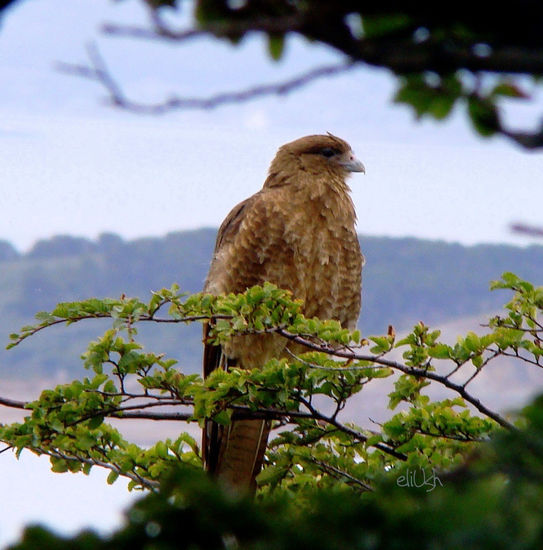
[9,391,543,550]
[0,272,541,496]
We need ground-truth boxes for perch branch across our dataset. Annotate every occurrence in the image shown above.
[276,329,516,432]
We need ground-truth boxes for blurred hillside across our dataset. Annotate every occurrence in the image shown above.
[0,229,542,378]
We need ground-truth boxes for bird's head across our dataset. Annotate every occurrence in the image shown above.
[266,133,365,187]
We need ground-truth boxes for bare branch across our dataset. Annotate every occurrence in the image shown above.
[114,410,192,421]
[56,42,356,115]
[414,428,486,443]
[460,349,503,387]
[54,8,542,148]
[306,457,373,491]
[0,396,27,410]
[101,16,543,76]
[500,349,542,369]
[499,123,543,150]
[511,222,543,238]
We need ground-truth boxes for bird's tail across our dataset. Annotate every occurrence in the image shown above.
[209,416,270,493]
[202,322,270,493]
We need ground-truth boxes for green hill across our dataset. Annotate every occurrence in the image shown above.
[1,230,542,378]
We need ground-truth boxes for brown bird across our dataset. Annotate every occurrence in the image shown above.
[202,133,365,492]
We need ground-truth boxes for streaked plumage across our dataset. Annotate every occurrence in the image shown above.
[203,133,365,491]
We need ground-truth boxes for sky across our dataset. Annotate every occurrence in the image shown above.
[0,452,135,546]
[1,0,542,254]
[1,0,543,547]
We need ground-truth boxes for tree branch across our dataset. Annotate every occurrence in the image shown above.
[102,17,543,75]
[56,42,355,115]
[496,120,543,150]
[510,222,543,238]
[0,395,27,410]
[36,448,159,491]
[276,329,517,432]
[306,457,373,491]
[8,310,233,347]
[102,14,305,43]
[0,389,406,461]
[50,9,543,148]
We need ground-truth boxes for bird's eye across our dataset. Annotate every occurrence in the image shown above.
[320,147,339,158]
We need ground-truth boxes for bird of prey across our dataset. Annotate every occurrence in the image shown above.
[202,133,365,491]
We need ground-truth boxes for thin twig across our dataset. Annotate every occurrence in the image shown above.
[0,389,407,461]
[306,457,373,491]
[7,446,159,491]
[277,329,516,432]
[8,311,232,347]
[296,395,406,461]
[510,222,543,238]
[56,42,356,114]
[283,346,386,373]
[414,428,487,443]
[49,450,159,491]
[500,350,542,368]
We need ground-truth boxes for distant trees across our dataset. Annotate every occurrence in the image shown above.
[0,231,542,377]
[0,240,18,261]
[28,236,98,259]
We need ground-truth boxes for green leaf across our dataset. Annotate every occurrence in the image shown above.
[103,380,117,394]
[428,343,452,359]
[467,95,499,136]
[491,82,529,99]
[35,311,55,322]
[394,74,461,122]
[51,459,69,473]
[107,470,120,485]
[155,441,169,459]
[88,415,104,430]
[362,14,412,38]
[428,94,456,120]
[213,410,231,425]
[472,354,483,369]
[464,332,481,353]
[77,433,97,451]
[369,336,392,354]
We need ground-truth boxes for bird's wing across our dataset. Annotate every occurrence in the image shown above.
[203,190,283,491]
[212,196,253,255]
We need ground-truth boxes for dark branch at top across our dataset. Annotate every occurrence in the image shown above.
[81,2,543,149]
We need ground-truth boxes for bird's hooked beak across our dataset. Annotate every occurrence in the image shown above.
[338,150,365,173]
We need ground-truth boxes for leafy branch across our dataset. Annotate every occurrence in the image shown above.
[1,274,541,492]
